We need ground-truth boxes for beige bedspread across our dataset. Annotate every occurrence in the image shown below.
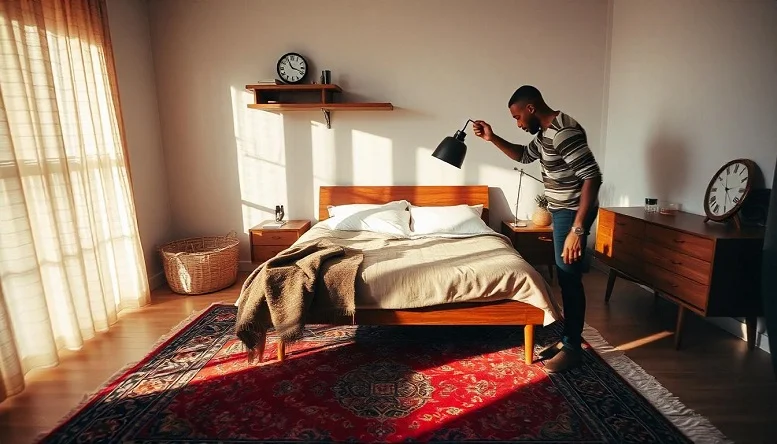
[236,223,561,326]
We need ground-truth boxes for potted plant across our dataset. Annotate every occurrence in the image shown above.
[532,194,552,227]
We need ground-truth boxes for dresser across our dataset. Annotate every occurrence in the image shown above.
[501,220,555,282]
[249,220,311,264]
[594,207,765,350]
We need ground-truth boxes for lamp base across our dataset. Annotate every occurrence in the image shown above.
[510,221,528,228]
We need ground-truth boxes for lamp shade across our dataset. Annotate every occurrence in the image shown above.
[432,130,467,168]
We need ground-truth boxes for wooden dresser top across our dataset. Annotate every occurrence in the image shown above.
[603,207,765,240]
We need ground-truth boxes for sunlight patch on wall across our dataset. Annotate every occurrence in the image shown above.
[415,146,464,185]
[230,87,287,232]
[352,130,392,185]
[312,121,335,219]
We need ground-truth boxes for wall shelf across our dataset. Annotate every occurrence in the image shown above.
[245,83,392,128]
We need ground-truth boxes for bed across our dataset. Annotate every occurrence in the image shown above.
[238,185,560,365]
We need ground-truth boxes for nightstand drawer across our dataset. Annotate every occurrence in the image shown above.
[513,232,554,251]
[251,230,300,246]
[249,220,311,263]
[252,245,289,263]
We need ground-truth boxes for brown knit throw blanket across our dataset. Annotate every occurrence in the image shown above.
[235,239,363,362]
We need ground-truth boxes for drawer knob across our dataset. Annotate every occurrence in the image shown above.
[671,283,679,288]
[538,236,552,242]
[671,260,682,265]
[673,239,685,244]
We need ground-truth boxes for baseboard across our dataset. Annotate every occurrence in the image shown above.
[239,261,257,272]
[704,317,770,354]
[149,271,166,291]
[588,254,771,354]
[149,263,255,291]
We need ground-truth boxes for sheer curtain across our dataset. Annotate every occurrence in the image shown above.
[0,0,150,402]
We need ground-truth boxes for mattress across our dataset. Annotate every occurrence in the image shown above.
[281,222,561,326]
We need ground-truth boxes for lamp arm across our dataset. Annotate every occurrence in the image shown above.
[513,167,543,184]
[460,119,476,133]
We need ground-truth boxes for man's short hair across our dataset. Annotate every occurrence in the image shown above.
[508,85,543,107]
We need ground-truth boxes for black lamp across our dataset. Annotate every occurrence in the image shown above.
[432,119,475,168]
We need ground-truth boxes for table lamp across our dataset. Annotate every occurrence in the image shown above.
[431,119,475,168]
[512,167,544,227]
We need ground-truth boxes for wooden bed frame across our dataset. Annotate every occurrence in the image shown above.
[269,185,546,365]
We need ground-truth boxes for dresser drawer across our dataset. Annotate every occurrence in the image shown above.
[612,232,641,258]
[613,214,644,238]
[645,225,714,261]
[643,243,712,285]
[251,230,300,246]
[644,263,709,311]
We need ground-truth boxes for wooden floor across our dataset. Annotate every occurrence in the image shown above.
[1,267,775,443]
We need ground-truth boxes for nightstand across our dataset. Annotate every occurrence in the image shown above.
[249,220,311,263]
[501,220,555,281]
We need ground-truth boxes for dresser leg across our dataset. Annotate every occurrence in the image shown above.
[675,306,687,350]
[548,265,554,283]
[605,268,617,303]
[746,315,757,351]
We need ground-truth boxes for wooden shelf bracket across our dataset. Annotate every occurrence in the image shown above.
[322,108,331,128]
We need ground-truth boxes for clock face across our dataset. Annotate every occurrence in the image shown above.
[277,53,307,83]
[704,159,753,220]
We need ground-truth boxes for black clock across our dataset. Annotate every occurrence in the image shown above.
[276,52,308,84]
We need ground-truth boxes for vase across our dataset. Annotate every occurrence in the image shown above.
[532,208,552,227]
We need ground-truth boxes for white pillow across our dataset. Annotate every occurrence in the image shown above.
[327,200,409,218]
[409,204,491,236]
[322,200,411,237]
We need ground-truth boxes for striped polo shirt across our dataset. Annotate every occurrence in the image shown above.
[518,111,602,210]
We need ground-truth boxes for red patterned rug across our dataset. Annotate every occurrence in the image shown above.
[37,304,727,443]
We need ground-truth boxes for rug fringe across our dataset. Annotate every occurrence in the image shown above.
[582,323,734,444]
[33,302,228,443]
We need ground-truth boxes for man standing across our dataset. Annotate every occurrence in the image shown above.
[473,85,603,372]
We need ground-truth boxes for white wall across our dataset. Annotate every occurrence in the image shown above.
[602,0,777,351]
[107,0,172,287]
[602,0,777,213]
[146,0,611,262]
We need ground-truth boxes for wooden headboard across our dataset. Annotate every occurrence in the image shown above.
[318,185,489,222]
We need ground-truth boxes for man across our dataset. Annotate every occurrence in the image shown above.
[473,85,602,372]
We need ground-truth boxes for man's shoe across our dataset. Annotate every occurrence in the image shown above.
[543,348,583,373]
[537,341,564,360]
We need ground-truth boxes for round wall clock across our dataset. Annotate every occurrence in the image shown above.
[276,52,308,84]
[703,158,756,225]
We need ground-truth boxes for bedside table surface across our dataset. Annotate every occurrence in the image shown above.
[502,220,553,233]
[251,220,311,232]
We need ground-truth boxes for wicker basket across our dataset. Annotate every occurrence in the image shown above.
[159,231,240,295]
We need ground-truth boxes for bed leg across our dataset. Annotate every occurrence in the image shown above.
[277,340,286,361]
[257,335,266,363]
[524,324,535,365]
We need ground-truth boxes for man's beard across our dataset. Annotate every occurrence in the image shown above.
[528,116,542,135]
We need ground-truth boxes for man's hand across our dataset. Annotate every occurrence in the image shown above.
[562,231,583,265]
[472,120,494,141]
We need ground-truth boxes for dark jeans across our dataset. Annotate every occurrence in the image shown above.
[550,206,598,350]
